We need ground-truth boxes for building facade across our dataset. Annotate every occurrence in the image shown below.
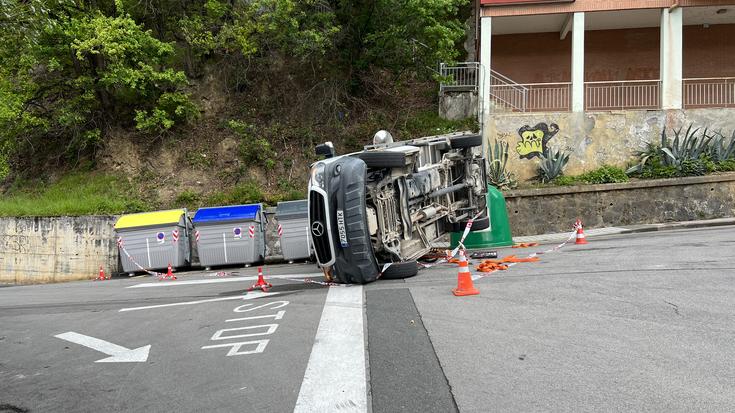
[445,0,735,181]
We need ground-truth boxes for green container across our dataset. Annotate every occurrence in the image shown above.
[450,185,513,249]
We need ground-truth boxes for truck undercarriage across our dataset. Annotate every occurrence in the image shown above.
[308,132,488,283]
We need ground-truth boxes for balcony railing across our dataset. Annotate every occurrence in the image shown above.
[481,73,735,113]
[439,62,479,94]
[684,78,735,108]
[585,80,661,111]
[489,82,571,112]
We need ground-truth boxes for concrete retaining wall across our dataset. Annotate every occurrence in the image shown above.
[505,173,735,236]
[0,211,292,284]
[0,216,119,284]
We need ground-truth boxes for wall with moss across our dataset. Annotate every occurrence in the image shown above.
[484,108,735,182]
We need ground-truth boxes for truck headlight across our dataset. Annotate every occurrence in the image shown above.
[310,163,326,189]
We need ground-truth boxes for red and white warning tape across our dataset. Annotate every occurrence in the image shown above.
[416,209,487,271]
[470,228,577,281]
[117,243,170,280]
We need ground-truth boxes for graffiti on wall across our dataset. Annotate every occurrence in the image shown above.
[516,122,559,159]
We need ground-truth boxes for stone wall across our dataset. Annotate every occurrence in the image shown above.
[485,108,735,182]
[0,210,292,284]
[504,173,735,236]
[0,216,118,284]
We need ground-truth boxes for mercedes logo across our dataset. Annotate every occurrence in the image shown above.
[311,221,325,237]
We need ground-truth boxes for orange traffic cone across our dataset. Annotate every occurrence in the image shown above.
[248,267,272,292]
[452,250,479,296]
[575,219,588,245]
[95,266,107,281]
[165,263,177,280]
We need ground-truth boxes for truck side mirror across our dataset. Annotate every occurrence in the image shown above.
[315,141,336,158]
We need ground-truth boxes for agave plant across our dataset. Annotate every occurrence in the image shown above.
[486,139,517,189]
[626,140,660,174]
[627,125,718,175]
[537,147,570,183]
[709,130,735,162]
[660,125,714,167]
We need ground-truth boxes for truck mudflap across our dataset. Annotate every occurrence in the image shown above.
[323,157,380,283]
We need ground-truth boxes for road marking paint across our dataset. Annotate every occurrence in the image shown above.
[226,310,285,323]
[54,332,150,363]
[118,291,279,312]
[210,324,279,340]
[202,340,269,356]
[126,273,323,288]
[294,286,367,413]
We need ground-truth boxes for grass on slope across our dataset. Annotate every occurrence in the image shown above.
[0,173,148,217]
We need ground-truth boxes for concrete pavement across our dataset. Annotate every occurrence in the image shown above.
[1,226,734,412]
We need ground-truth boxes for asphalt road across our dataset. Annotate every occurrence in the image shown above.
[1,226,734,412]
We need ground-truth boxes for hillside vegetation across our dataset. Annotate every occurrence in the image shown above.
[0,0,474,215]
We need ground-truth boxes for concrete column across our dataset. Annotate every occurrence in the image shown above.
[660,7,683,109]
[479,16,492,122]
[571,12,585,112]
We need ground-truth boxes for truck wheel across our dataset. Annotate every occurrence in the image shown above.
[380,260,419,280]
[446,215,490,232]
[355,151,407,168]
[465,215,490,231]
[449,134,482,149]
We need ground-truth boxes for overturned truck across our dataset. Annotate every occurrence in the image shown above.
[307,130,489,284]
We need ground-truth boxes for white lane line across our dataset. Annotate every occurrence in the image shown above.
[126,273,323,288]
[119,291,279,312]
[294,286,367,413]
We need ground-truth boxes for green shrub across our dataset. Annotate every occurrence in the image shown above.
[552,175,577,186]
[576,165,629,184]
[228,120,276,168]
[207,181,264,205]
[174,190,200,207]
[715,159,735,172]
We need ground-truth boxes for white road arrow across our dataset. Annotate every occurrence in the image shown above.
[54,332,151,363]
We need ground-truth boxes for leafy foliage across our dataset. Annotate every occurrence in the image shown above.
[486,139,516,190]
[552,165,629,186]
[536,148,570,183]
[577,165,629,184]
[0,0,198,179]
[627,124,735,179]
[0,0,469,184]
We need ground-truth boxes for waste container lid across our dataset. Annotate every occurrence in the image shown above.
[276,200,308,218]
[115,209,186,230]
[193,204,261,223]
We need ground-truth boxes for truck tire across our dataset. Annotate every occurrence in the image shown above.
[445,215,490,232]
[465,215,490,231]
[449,134,482,149]
[380,260,419,280]
[355,151,407,168]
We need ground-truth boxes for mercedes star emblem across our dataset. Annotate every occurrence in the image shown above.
[311,221,325,237]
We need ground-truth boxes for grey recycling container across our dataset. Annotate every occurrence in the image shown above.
[276,200,311,263]
[114,209,191,274]
[192,204,265,268]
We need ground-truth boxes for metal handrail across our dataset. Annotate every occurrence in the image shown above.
[585,79,661,84]
[683,77,735,81]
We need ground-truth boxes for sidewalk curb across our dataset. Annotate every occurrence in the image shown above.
[619,218,735,235]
